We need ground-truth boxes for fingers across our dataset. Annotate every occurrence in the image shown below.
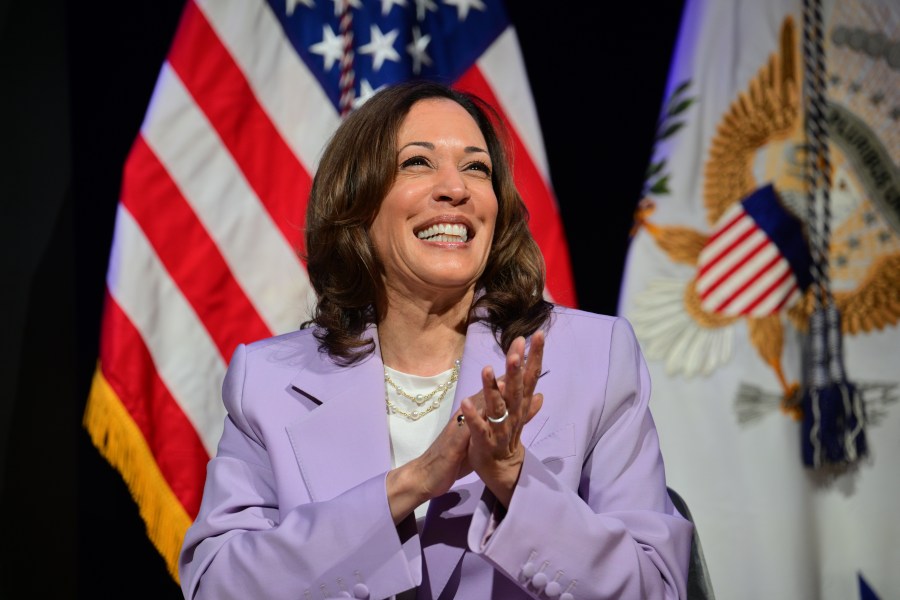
[459,331,546,451]
[455,331,546,507]
[458,371,502,441]
[503,336,525,422]
[522,330,545,400]
[482,365,509,426]
[504,332,544,440]
[526,392,543,424]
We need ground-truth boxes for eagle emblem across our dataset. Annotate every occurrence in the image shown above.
[630,15,900,424]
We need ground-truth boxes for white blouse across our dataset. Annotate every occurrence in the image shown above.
[384,365,457,522]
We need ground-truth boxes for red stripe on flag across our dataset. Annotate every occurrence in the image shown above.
[741,266,796,315]
[712,252,784,314]
[697,219,759,279]
[99,291,210,518]
[455,67,578,308]
[697,235,770,301]
[168,1,312,257]
[768,281,800,314]
[122,136,273,359]
[705,208,746,247]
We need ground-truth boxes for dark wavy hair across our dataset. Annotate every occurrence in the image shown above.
[303,80,551,364]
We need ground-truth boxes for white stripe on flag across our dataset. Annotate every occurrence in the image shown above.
[700,240,778,309]
[107,205,226,455]
[696,227,767,295]
[478,27,552,184]
[743,263,795,316]
[196,0,341,172]
[697,204,749,263]
[721,257,788,315]
[142,63,316,334]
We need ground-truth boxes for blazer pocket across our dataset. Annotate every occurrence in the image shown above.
[529,423,576,464]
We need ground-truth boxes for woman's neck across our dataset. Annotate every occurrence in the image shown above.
[377,290,471,376]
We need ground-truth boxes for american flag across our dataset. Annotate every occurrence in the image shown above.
[83,0,576,581]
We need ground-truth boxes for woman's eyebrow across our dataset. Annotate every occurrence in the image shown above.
[399,141,434,151]
[398,141,488,155]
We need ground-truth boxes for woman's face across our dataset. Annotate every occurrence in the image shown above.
[369,98,498,303]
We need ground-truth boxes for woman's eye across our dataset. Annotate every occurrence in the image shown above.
[466,161,492,177]
[399,156,430,168]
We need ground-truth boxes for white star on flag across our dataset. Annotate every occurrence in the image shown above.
[286,0,315,17]
[359,24,400,71]
[380,0,407,16]
[330,0,362,17]
[444,0,486,21]
[353,79,385,109]
[309,25,344,71]
[406,26,432,74]
[413,0,438,22]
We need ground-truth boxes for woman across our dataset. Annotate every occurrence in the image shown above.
[179,81,692,599]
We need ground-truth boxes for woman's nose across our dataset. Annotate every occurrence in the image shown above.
[432,167,469,205]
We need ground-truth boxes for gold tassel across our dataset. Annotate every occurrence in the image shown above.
[83,364,192,583]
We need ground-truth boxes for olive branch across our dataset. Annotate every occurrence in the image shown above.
[642,79,695,197]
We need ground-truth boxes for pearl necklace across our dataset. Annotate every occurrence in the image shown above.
[384,359,461,421]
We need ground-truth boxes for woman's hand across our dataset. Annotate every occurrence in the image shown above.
[386,331,544,521]
[460,330,545,508]
[385,408,473,524]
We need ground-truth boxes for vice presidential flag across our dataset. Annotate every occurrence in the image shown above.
[83,0,575,581]
[619,0,900,598]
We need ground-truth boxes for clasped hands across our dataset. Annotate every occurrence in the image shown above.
[387,331,545,522]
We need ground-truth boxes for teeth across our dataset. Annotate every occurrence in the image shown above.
[416,223,469,242]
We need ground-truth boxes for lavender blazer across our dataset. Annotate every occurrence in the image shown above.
[179,306,692,599]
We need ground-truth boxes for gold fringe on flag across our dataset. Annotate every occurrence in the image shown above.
[83,364,191,583]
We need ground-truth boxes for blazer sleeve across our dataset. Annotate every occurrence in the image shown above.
[467,317,693,599]
[178,344,422,600]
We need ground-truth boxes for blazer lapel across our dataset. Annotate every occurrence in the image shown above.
[286,328,392,502]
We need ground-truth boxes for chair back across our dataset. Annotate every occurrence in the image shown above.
[668,487,716,600]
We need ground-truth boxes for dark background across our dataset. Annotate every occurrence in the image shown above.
[0,1,685,597]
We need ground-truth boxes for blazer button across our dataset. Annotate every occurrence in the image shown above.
[352,583,370,598]
[521,562,536,578]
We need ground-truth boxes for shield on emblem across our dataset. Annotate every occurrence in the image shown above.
[696,185,812,317]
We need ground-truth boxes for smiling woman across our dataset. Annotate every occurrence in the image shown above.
[369,99,498,316]
[177,81,693,600]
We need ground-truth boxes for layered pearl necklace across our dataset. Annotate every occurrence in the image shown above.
[384,359,461,421]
